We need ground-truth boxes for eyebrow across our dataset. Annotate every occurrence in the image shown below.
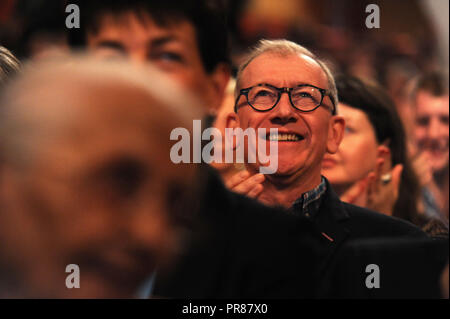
[149,35,178,48]
[95,40,126,53]
[94,35,179,53]
[251,82,322,88]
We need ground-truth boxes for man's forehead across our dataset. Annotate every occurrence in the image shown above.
[14,74,165,133]
[241,52,328,88]
[416,92,449,114]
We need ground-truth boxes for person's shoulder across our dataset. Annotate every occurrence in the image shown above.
[341,202,427,238]
[228,191,302,231]
[224,192,319,298]
[199,167,308,238]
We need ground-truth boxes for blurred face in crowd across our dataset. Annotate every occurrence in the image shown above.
[233,52,344,186]
[86,11,228,111]
[414,91,449,173]
[322,103,379,187]
[0,62,195,298]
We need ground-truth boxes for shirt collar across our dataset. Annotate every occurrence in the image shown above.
[290,176,327,218]
[135,272,157,299]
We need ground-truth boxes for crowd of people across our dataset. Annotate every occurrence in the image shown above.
[0,0,448,299]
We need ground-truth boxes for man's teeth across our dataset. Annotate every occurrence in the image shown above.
[268,133,301,141]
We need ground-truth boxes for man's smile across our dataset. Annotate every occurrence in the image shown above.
[265,132,305,142]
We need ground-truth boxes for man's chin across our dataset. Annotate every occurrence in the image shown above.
[265,165,305,182]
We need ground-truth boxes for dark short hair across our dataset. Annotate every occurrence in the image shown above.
[67,0,230,73]
[335,75,421,223]
[336,75,397,145]
[410,71,449,102]
[13,0,68,59]
[0,46,20,87]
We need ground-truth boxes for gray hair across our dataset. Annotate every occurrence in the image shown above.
[235,39,338,113]
[0,46,20,87]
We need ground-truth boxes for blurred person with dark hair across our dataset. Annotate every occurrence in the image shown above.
[67,0,230,115]
[12,0,69,59]
[65,0,241,196]
[0,46,20,86]
[0,57,190,298]
[322,75,448,237]
[408,71,449,224]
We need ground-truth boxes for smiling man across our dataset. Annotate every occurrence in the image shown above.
[410,71,449,221]
[227,40,427,295]
[412,72,449,175]
[228,39,343,207]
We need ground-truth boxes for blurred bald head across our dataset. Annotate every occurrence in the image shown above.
[0,56,201,166]
[0,56,202,298]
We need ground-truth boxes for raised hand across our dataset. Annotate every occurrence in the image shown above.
[224,170,265,199]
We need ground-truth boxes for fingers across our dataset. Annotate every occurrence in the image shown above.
[341,178,368,205]
[225,170,265,198]
[391,164,403,199]
[368,158,385,197]
[232,173,264,195]
[225,170,250,189]
[413,152,433,186]
[247,183,264,198]
[366,171,376,199]
[366,162,404,215]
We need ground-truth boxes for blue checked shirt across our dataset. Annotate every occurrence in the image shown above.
[290,176,327,219]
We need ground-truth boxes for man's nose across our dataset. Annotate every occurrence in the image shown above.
[129,50,149,65]
[270,92,298,124]
[128,201,172,249]
[427,117,441,139]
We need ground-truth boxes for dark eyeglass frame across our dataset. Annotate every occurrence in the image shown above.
[234,83,336,115]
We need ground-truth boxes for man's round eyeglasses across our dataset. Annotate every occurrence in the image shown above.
[234,83,336,115]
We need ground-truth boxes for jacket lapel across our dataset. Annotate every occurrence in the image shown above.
[313,179,351,276]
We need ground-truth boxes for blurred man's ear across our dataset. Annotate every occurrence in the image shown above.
[326,115,345,154]
[207,63,231,114]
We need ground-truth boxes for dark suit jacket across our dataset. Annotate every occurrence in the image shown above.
[311,179,447,298]
[154,172,436,298]
[311,178,426,272]
[154,168,321,298]
[328,237,448,298]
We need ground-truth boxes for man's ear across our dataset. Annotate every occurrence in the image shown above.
[208,63,231,113]
[326,115,345,154]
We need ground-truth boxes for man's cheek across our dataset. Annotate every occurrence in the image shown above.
[415,131,427,143]
[238,114,252,130]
